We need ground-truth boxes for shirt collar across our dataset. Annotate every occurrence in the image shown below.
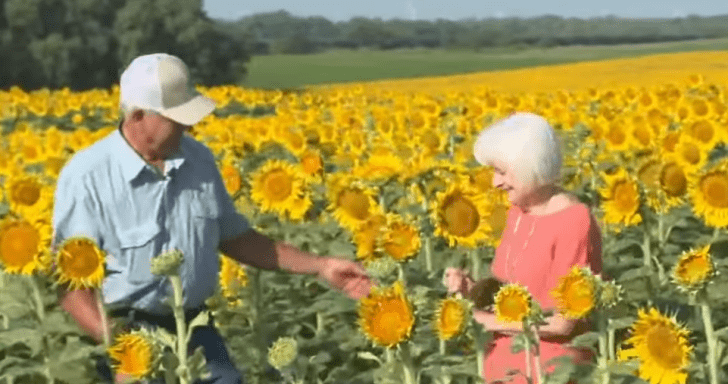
[113,122,188,183]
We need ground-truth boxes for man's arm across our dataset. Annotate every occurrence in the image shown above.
[219,229,371,299]
[218,229,326,276]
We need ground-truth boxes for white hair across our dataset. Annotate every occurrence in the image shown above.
[473,112,562,191]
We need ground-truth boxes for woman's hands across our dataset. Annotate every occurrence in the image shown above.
[443,267,475,296]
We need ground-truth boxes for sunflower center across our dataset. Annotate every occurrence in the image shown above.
[660,163,687,197]
[646,325,685,369]
[564,280,595,313]
[678,256,710,284]
[613,181,638,212]
[442,194,480,237]
[12,181,41,206]
[338,189,371,221]
[301,154,323,175]
[701,174,728,208]
[691,120,714,144]
[692,99,708,117]
[384,226,417,260]
[0,224,39,268]
[499,294,528,321]
[681,143,701,166]
[60,242,101,278]
[263,170,294,202]
[606,125,626,145]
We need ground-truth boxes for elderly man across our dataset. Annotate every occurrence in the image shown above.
[52,53,372,384]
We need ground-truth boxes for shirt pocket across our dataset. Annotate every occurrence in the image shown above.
[117,221,162,284]
[190,197,220,254]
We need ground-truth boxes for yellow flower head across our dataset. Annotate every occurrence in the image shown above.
[327,174,381,232]
[108,330,159,380]
[250,159,311,221]
[433,297,469,341]
[4,174,53,219]
[494,284,532,323]
[54,237,105,289]
[618,307,692,384]
[358,281,415,348]
[0,217,51,275]
[379,214,421,263]
[671,244,715,293]
[689,160,728,228]
[432,181,491,248]
[219,254,248,303]
[599,168,642,227]
[551,266,598,319]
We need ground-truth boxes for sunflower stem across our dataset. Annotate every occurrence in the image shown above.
[169,275,190,384]
[597,312,610,384]
[641,228,652,270]
[28,276,54,384]
[399,342,417,384]
[531,326,543,384]
[439,339,446,355]
[607,319,616,361]
[701,301,719,384]
[95,289,110,349]
[469,248,481,281]
[424,236,433,273]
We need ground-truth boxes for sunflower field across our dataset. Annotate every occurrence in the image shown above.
[2,50,728,384]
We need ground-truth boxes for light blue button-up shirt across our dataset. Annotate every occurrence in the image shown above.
[52,126,250,314]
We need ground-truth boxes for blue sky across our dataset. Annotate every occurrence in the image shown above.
[203,0,728,22]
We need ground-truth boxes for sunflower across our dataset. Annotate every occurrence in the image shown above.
[494,284,532,323]
[351,150,405,183]
[551,266,598,319]
[690,162,728,228]
[108,330,159,380]
[603,119,631,152]
[618,308,692,384]
[432,182,491,248]
[219,158,242,196]
[352,214,387,263]
[3,174,53,219]
[483,190,510,247]
[250,159,311,221]
[673,134,708,173]
[683,119,721,151]
[0,217,51,275]
[671,244,715,294]
[599,168,642,227]
[380,214,421,263]
[358,280,415,348]
[219,254,248,305]
[433,297,469,341]
[54,237,105,290]
[298,149,324,181]
[327,174,381,232]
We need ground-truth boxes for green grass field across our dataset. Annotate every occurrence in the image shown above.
[241,37,728,90]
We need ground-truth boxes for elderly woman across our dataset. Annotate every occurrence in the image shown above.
[445,112,603,384]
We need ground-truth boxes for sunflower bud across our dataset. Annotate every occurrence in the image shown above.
[598,279,623,308]
[151,249,184,276]
[365,256,398,280]
[267,336,298,370]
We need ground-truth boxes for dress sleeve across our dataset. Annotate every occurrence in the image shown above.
[51,173,104,251]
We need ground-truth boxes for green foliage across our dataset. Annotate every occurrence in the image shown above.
[0,0,251,90]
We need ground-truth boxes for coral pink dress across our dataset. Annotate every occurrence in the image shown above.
[485,202,603,384]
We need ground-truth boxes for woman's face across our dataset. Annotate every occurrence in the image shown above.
[490,160,529,206]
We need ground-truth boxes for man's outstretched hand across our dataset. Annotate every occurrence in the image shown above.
[318,257,372,299]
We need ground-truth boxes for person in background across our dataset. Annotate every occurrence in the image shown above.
[52,53,372,384]
[444,112,603,384]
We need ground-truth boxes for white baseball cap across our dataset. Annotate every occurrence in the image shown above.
[119,53,216,126]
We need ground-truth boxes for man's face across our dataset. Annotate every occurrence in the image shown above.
[138,112,190,160]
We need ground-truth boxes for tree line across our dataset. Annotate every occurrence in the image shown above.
[221,10,728,54]
[0,0,249,90]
